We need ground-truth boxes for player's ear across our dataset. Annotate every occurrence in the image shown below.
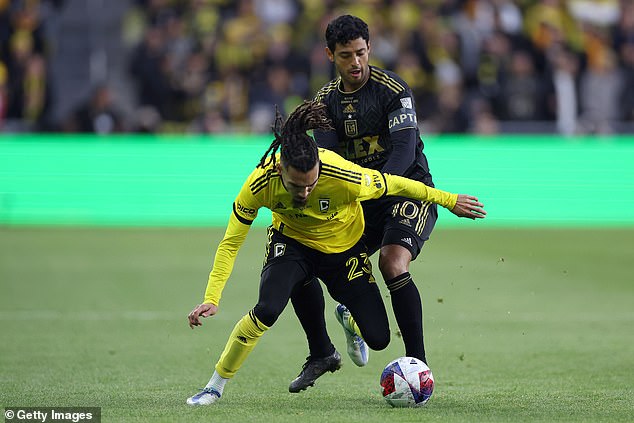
[325,47,334,62]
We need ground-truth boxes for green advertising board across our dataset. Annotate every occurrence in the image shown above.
[1,135,633,227]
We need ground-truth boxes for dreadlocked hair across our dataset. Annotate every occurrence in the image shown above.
[257,101,333,171]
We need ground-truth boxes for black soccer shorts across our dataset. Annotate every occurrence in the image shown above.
[361,196,438,260]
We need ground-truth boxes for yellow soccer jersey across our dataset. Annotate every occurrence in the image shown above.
[203,148,457,305]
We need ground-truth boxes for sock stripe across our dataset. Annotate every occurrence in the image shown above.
[248,309,269,331]
[386,273,412,292]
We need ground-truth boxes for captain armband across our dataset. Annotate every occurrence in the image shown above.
[387,106,418,133]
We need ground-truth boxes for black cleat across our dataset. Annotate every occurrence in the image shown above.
[288,350,342,393]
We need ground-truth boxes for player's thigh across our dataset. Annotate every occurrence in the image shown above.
[317,241,374,302]
[256,228,313,326]
[318,242,390,349]
[381,200,438,260]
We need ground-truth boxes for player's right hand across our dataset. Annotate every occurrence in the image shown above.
[188,303,218,329]
[450,194,487,219]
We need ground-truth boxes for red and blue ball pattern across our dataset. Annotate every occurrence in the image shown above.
[380,357,434,407]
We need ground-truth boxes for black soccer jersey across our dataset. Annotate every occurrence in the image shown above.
[314,65,433,186]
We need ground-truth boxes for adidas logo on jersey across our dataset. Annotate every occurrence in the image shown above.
[399,218,412,227]
[343,103,356,114]
[401,237,413,246]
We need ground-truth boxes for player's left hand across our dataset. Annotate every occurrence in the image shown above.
[450,194,486,219]
[188,303,218,329]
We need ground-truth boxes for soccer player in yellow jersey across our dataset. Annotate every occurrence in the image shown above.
[186,101,485,405]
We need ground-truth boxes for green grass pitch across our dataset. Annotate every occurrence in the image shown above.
[1,226,632,422]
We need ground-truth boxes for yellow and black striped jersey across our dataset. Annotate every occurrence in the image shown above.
[203,148,457,305]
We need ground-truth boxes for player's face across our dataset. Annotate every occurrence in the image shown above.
[327,37,370,92]
[277,162,320,208]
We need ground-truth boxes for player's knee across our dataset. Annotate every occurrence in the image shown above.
[378,251,410,280]
[363,329,390,351]
[252,303,282,327]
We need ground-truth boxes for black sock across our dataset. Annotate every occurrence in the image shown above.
[386,273,427,363]
[291,278,335,358]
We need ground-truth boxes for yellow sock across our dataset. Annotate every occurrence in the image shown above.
[215,310,269,378]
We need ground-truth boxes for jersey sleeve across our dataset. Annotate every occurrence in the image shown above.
[202,173,262,305]
[314,129,339,150]
[324,149,456,209]
[203,212,250,305]
[353,161,457,210]
[382,91,419,175]
[383,173,457,209]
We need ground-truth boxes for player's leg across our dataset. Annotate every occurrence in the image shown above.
[289,221,385,372]
[333,302,368,366]
[320,240,391,352]
[290,278,337,358]
[379,201,437,364]
[188,260,307,405]
[288,278,342,393]
[332,286,390,351]
[216,260,309,371]
[188,229,311,405]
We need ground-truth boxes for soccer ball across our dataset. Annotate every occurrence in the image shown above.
[380,357,434,407]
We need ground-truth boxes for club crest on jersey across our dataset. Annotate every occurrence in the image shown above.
[274,243,286,257]
[319,199,330,212]
[344,119,358,137]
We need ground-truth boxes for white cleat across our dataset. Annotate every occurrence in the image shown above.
[186,387,221,406]
[334,304,369,366]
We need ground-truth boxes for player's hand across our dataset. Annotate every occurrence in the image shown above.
[188,303,218,329]
[450,194,486,219]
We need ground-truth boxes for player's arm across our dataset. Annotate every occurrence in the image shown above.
[188,178,260,329]
[314,128,339,151]
[188,213,250,328]
[381,95,419,175]
[203,210,252,306]
[383,173,485,219]
[356,167,486,219]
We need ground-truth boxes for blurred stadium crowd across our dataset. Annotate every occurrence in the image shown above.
[2,0,634,135]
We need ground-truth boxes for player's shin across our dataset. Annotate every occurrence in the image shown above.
[386,273,427,363]
[291,278,336,358]
[215,310,270,378]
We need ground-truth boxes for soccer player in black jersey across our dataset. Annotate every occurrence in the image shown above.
[288,14,471,392]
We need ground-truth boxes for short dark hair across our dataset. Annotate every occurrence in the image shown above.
[325,15,369,53]
[258,101,333,172]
